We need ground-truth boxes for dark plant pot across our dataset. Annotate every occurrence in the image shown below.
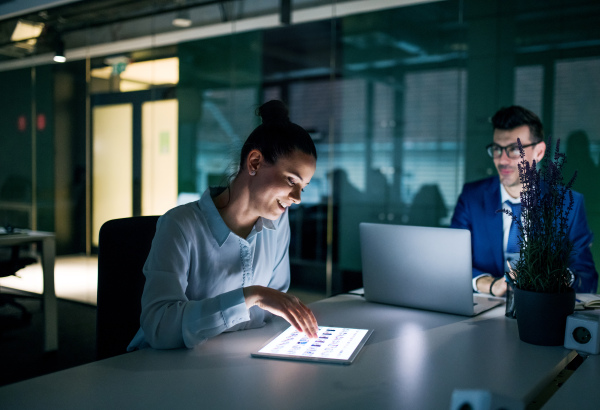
[513,287,575,346]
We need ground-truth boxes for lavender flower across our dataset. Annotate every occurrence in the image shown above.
[499,136,576,293]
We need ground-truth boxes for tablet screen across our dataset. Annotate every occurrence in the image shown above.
[251,326,373,365]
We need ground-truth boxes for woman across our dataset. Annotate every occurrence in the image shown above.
[128,100,319,350]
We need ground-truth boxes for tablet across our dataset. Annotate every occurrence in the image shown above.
[251,326,373,365]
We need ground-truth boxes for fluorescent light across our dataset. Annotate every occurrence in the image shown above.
[11,20,44,42]
[172,10,192,27]
[91,57,179,90]
[173,17,192,27]
[54,40,66,63]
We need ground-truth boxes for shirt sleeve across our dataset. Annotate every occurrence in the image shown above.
[138,211,251,350]
[567,195,598,293]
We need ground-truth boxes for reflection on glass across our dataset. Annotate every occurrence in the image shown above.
[91,57,179,93]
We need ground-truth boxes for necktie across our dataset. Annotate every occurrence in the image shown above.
[506,201,521,254]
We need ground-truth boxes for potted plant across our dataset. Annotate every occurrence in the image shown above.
[503,136,576,346]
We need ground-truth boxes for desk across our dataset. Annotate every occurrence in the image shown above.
[0,295,576,409]
[0,231,57,352]
[543,353,600,409]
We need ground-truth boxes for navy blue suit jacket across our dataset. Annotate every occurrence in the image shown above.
[451,176,598,293]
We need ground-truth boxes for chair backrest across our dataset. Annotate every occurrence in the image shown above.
[96,215,159,360]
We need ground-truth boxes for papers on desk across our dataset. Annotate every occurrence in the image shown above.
[252,326,373,365]
[575,293,600,310]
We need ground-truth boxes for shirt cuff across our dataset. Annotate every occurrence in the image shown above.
[473,274,492,292]
[568,268,575,287]
[220,288,251,328]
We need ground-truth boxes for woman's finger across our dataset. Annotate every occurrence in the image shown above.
[288,301,318,338]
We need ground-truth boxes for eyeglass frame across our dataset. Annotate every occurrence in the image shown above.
[485,141,539,159]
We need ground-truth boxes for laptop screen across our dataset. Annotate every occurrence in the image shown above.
[360,223,478,316]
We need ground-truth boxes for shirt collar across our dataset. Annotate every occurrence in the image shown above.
[199,188,277,247]
[499,181,520,205]
[256,216,276,231]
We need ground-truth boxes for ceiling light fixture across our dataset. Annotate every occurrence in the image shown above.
[280,0,291,25]
[172,0,192,28]
[53,39,66,63]
[172,9,192,28]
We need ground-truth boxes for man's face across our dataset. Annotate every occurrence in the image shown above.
[492,125,546,193]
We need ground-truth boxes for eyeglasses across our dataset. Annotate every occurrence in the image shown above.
[486,142,539,159]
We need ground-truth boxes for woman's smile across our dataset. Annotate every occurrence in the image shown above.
[276,198,289,211]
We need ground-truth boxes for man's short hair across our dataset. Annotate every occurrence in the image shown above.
[491,105,544,142]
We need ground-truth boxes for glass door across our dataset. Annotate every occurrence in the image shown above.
[92,103,133,247]
[141,99,179,216]
[91,93,178,248]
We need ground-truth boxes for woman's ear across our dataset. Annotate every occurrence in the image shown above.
[246,149,263,176]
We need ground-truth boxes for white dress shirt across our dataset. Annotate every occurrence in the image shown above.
[500,184,520,256]
[128,187,291,350]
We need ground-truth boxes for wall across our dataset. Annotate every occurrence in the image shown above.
[2,0,600,292]
[0,66,54,235]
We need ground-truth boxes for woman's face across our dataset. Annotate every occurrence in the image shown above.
[249,150,316,220]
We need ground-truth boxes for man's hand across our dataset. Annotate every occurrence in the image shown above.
[243,286,319,338]
[476,275,507,297]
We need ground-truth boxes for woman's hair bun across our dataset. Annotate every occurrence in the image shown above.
[257,100,289,125]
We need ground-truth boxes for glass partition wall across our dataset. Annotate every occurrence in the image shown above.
[89,50,179,249]
[2,0,600,293]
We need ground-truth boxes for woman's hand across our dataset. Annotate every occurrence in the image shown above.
[243,286,319,338]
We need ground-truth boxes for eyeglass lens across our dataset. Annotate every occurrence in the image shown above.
[487,144,522,158]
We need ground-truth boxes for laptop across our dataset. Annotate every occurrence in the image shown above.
[359,223,503,316]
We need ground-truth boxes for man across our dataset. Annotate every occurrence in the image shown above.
[451,105,598,295]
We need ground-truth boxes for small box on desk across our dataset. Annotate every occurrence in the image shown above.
[564,311,600,354]
[450,389,524,410]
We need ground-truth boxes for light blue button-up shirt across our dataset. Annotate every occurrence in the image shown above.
[128,188,291,350]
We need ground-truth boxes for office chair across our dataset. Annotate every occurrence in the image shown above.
[96,215,159,360]
[0,243,37,323]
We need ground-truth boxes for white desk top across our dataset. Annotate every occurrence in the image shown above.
[0,230,55,245]
[543,353,600,410]
[0,295,576,409]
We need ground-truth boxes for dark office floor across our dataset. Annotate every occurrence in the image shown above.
[0,289,97,387]
[0,286,325,387]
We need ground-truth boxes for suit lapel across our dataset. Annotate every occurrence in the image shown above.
[483,178,504,274]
